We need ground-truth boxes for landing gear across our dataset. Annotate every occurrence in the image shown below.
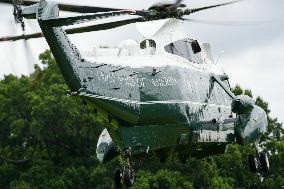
[247,143,269,174]
[114,168,135,188]
[248,155,257,173]
[114,148,135,188]
[259,152,269,172]
[114,169,123,188]
[123,168,135,187]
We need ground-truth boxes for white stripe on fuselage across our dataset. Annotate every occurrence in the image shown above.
[78,92,231,109]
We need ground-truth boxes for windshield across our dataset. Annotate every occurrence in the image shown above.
[164,38,202,63]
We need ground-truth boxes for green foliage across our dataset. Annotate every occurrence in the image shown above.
[232,85,243,96]
[0,50,283,189]
[132,169,194,189]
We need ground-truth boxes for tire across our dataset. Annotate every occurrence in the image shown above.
[114,168,123,188]
[248,155,257,173]
[123,168,135,187]
[259,152,269,172]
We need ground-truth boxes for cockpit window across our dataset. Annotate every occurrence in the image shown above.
[140,39,156,49]
[140,41,146,49]
[164,38,202,63]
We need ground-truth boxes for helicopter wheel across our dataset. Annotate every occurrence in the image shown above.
[114,168,123,188]
[114,148,135,188]
[259,152,269,173]
[123,168,135,187]
[122,148,135,187]
[248,155,258,173]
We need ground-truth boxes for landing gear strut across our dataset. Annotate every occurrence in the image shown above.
[248,143,269,173]
[259,152,269,172]
[114,168,123,188]
[248,155,257,173]
[114,148,135,188]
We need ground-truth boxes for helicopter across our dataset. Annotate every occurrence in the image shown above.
[0,0,270,187]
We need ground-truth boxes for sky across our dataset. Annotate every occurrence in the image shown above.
[0,0,283,123]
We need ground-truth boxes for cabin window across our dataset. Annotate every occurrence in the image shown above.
[140,39,156,49]
[164,38,202,63]
[140,39,156,55]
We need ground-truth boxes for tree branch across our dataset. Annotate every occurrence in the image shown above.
[0,155,31,164]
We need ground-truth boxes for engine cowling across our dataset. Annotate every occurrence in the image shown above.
[232,95,268,145]
[231,95,254,114]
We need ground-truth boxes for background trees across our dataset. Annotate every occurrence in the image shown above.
[0,50,283,189]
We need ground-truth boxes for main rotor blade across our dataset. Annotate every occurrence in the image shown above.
[0,18,143,42]
[185,0,241,15]
[172,0,186,9]
[184,18,269,26]
[0,0,36,6]
[66,18,143,34]
[0,32,43,42]
[57,3,121,13]
[174,0,183,7]
[42,10,135,27]
[0,0,122,13]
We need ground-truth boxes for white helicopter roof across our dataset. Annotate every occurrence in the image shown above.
[83,18,225,75]
[136,18,187,48]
